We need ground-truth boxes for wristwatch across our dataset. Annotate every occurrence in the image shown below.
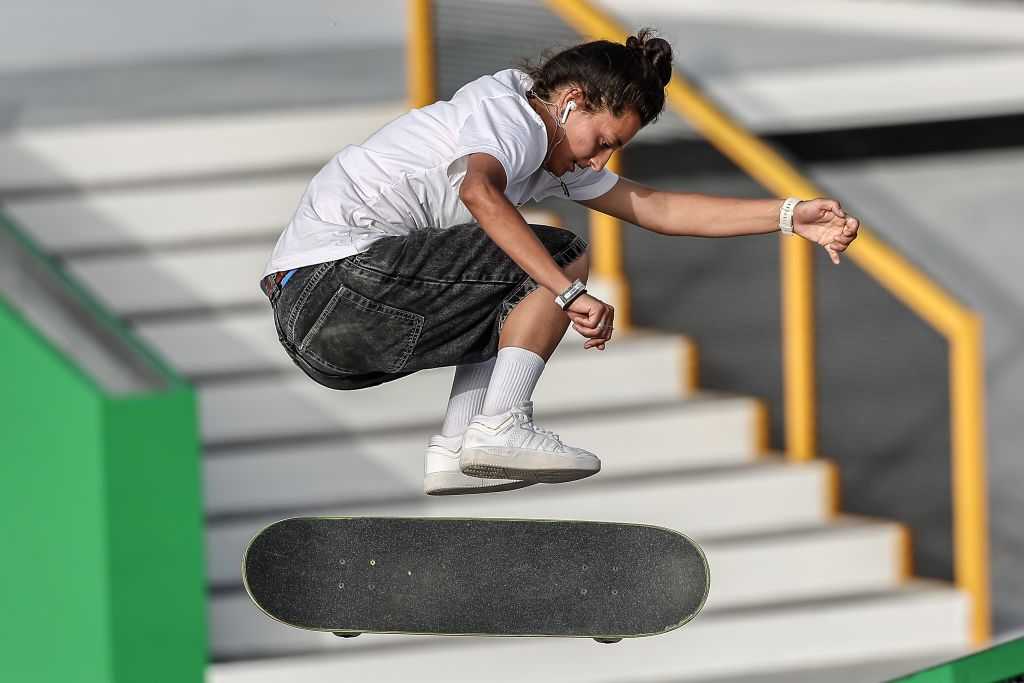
[779,197,801,236]
[555,279,587,310]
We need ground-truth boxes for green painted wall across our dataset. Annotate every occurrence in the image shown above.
[891,636,1024,682]
[104,392,206,682]
[0,298,114,682]
[0,296,205,681]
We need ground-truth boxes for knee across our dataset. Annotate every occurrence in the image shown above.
[564,249,591,284]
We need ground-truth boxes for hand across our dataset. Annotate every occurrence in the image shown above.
[564,293,614,351]
[792,198,860,265]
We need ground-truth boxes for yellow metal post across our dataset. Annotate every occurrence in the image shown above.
[951,315,991,643]
[407,0,436,109]
[782,235,816,461]
[587,153,630,328]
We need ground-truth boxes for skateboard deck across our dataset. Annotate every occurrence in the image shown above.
[243,517,709,641]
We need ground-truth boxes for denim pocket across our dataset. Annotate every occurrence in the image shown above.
[296,283,424,375]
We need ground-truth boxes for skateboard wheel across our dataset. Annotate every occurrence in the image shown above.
[333,632,361,638]
[593,638,622,644]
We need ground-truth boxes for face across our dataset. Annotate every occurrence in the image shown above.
[543,90,642,176]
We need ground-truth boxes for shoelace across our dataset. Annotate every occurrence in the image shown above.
[523,420,563,445]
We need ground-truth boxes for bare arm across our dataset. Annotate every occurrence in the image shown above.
[459,153,574,296]
[579,177,860,263]
[578,177,783,237]
[460,152,615,348]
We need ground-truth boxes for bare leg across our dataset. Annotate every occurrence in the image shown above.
[498,251,590,361]
[458,252,600,487]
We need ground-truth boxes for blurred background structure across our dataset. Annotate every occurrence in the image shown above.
[3,0,1024,681]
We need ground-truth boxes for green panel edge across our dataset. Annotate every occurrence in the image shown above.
[0,211,206,683]
[104,390,206,683]
[0,211,185,385]
[888,636,1024,683]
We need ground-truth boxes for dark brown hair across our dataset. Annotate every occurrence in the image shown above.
[522,28,672,127]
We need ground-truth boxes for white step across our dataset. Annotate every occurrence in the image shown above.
[0,103,405,191]
[203,394,763,516]
[198,332,693,445]
[605,0,1024,43]
[67,243,272,315]
[136,287,592,381]
[205,458,834,587]
[602,2,1024,132]
[208,582,969,675]
[66,224,576,318]
[8,170,564,252]
[6,178,563,256]
[135,310,287,380]
[703,52,1024,133]
[701,517,906,611]
[5,175,309,254]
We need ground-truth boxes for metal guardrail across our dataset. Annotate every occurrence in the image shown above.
[408,0,990,644]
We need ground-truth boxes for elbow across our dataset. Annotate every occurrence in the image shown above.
[458,178,478,207]
[459,173,498,209]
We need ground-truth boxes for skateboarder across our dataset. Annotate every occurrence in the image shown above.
[259,30,859,496]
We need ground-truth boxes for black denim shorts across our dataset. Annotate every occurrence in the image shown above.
[266,222,588,390]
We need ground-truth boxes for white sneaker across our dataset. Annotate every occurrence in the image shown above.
[423,433,534,496]
[460,401,601,484]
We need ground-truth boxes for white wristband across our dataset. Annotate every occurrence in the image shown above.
[779,197,800,236]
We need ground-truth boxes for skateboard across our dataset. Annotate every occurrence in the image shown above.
[243,516,709,642]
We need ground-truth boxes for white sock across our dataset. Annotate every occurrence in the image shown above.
[440,358,496,437]
[481,347,546,416]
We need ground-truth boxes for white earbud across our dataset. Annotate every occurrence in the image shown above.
[560,100,576,125]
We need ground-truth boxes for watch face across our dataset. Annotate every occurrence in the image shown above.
[556,280,586,309]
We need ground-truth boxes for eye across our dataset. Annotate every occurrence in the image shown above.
[601,140,610,149]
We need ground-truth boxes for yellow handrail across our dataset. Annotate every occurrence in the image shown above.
[540,0,990,643]
[408,0,989,643]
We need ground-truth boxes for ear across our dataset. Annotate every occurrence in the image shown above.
[560,101,575,124]
[560,87,586,110]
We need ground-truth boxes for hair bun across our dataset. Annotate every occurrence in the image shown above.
[626,28,672,87]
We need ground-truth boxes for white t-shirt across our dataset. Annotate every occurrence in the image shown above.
[261,69,619,278]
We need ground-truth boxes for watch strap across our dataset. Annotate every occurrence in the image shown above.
[779,197,801,236]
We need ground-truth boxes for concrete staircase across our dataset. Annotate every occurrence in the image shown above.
[0,106,971,681]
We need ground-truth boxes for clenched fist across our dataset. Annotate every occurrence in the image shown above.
[793,198,860,265]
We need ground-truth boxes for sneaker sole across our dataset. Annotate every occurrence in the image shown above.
[423,471,535,496]
[459,447,600,484]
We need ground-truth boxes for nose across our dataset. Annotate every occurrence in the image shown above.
[589,149,614,172]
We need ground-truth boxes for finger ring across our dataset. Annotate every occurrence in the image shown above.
[596,322,606,330]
